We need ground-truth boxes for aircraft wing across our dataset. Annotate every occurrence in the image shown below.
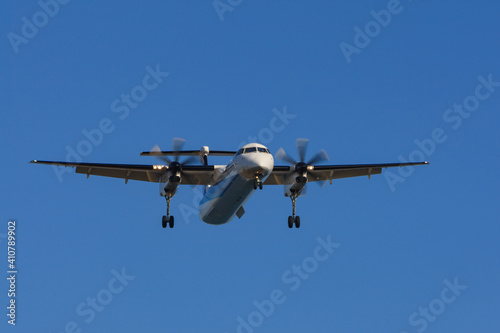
[264,161,429,185]
[30,160,216,185]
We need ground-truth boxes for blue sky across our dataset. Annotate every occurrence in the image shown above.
[2,1,500,332]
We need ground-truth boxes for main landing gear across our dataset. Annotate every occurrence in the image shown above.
[162,195,174,228]
[288,195,300,228]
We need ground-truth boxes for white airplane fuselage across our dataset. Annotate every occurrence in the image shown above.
[199,143,274,224]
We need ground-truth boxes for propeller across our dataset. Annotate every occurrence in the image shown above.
[275,138,330,191]
[148,138,199,183]
[150,138,198,166]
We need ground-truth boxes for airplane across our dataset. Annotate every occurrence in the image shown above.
[31,138,429,229]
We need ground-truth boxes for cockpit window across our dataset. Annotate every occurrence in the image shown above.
[239,147,270,154]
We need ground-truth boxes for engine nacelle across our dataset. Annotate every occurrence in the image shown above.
[159,172,181,197]
[284,174,307,197]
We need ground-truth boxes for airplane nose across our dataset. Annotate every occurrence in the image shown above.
[237,153,274,180]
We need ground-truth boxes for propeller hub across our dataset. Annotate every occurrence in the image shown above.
[295,162,308,175]
[169,161,182,174]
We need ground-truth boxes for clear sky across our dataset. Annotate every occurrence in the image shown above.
[2,1,500,332]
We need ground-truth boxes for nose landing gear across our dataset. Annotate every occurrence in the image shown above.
[162,195,174,228]
[253,176,263,190]
[288,195,300,228]
[253,180,263,190]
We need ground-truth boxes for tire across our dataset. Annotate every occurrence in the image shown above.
[162,216,167,228]
[259,182,263,190]
[169,216,174,228]
[288,216,294,228]
[295,216,301,228]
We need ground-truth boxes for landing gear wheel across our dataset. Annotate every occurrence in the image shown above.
[294,216,301,228]
[162,215,167,228]
[288,216,294,228]
[254,181,263,190]
[169,216,174,228]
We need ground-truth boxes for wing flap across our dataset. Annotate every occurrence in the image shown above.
[75,166,160,183]
[263,173,286,185]
[309,167,382,181]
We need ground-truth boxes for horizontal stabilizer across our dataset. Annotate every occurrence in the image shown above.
[140,150,236,157]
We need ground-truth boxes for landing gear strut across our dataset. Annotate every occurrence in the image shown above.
[253,177,263,190]
[162,195,174,228]
[288,195,300,228]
